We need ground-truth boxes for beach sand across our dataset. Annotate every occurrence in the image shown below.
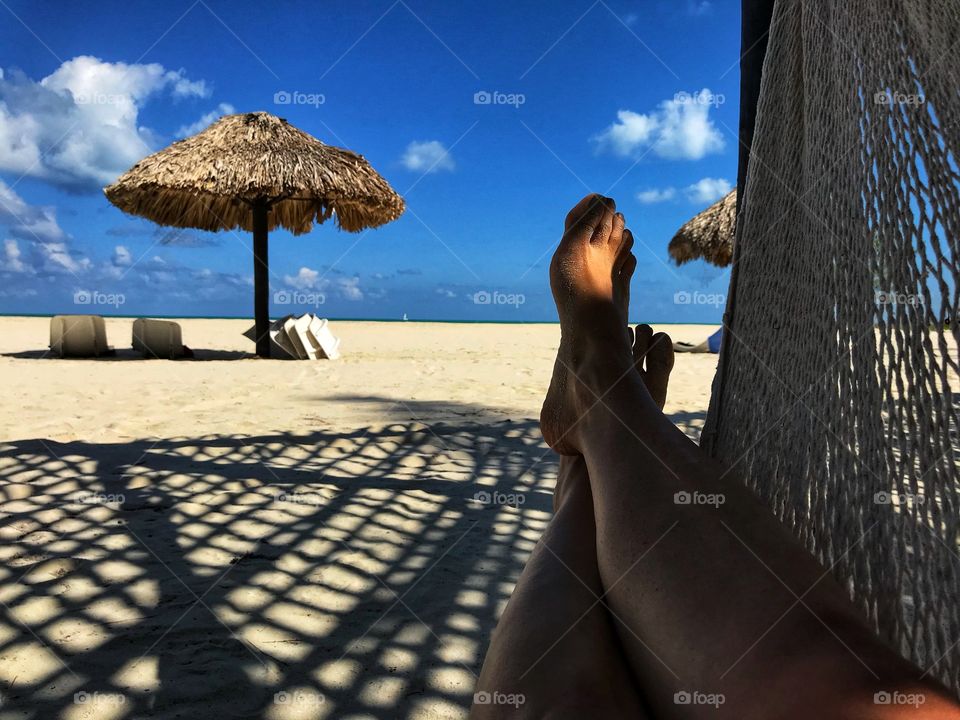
[0,317,718,719]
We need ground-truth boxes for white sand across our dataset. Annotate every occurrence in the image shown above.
[0,317,718,719]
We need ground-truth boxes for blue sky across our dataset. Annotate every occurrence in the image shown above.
[0,0,739,322]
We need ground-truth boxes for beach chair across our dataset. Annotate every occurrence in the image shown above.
[307,316,341,360]
[286,314,341,360]
[132,318,187,359]
[282,316,309,359]
[49,315,112,358]
[243,314,341,359]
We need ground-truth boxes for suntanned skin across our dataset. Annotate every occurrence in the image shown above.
[472,246,674,719]
[473,194,960,719]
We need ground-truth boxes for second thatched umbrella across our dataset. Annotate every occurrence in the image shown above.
[104,111,405,357]
[668,189,736,267]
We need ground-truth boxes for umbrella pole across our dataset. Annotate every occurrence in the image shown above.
[252,200,271,358]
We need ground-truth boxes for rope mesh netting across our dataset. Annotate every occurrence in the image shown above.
[703,0,960,694]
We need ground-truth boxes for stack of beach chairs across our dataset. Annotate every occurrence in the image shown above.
[246,313,341,360]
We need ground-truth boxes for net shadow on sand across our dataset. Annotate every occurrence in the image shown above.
[0,398,707,719]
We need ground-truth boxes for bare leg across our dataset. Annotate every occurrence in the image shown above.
[473,248,655,718]
[541,193,960,720]
[471,455,650,719]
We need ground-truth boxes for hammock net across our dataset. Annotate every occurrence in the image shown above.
[703,0,960,694]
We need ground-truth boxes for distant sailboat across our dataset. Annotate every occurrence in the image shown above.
[402,313,408,321]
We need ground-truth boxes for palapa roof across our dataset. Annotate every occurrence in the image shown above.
[104,112,405,234]
[667,189,736,267]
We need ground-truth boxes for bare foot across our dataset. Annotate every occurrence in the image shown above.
[551,252,677,508]
[540,194,635,455]
[631,324,674,410]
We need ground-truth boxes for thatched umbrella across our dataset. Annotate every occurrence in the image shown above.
[104,111,405,357]
[667,189,736,267]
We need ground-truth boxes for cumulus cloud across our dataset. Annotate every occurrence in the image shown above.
[337,276,363,301]
[177,102,235,137]
[35,241,91,274]
[637,187,676,204]
[284,266,320,289]
[283,266,364,300]
[0,180,66,242]
[685,177,732,203]
[0,56,210,191]
[592,89,725,160]
[0,180,89,275]
[401,140,455,173]
[2,239,24,272]
[112,245,132,267]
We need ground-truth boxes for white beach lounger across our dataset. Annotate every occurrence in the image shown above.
[282,316,309,359]
[288,315,341,359]
[242,315,297,358]
[307,316,341,360]
[243,313,341,359]
[49,315,112,358]
[132,318,187,359]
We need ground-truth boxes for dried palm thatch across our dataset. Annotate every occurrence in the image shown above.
[667,189,736,267]
[103,111,404,357]
[104,111,404,234]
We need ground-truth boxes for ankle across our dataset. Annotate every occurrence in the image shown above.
[570,339,634,396]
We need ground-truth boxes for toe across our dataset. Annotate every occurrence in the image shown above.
[633,323,653,367]
[645,332,675,409]
[609,211,625,250]
[564,194,608,239]
[648,332,675,371]
[615,252,637,321]
[616,229,635,271]
[588,197,616,245]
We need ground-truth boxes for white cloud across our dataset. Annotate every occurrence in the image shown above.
[401,140,455,173]
[688,1,712,16]
[37,241,91,274]
[592,89,725,160]
[637,187,676,204]
[112,245,132,267]
[284,266,320,289]
[177,102,235,137]
[0,180,66,242]
[0,182,95,275]
[685,177,732,203]
[283,266,363,300]
[593,111,658,158]
[337,276,363,301]
[2,239,24,272]
[0,56,210,190]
